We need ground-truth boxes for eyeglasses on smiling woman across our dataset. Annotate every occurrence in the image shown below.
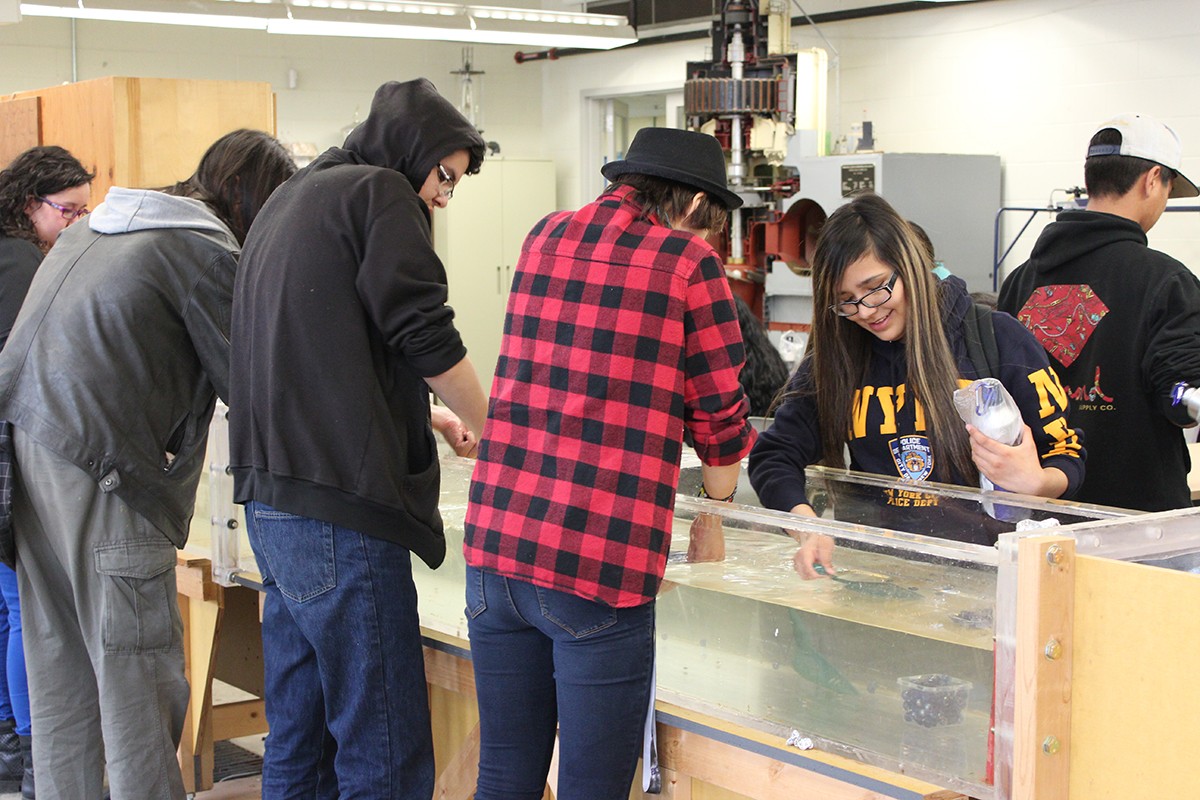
[38,196,89,221]
[831,272,900,317]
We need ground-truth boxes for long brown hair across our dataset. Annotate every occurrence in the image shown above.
[803,192,976,484]
[162,129,295,246]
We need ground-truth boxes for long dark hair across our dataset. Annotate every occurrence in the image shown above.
[608,173,729,237]
[163,129,295,245]
[803,192,975,484]
[0,146,94,244]
[734,296,789,416]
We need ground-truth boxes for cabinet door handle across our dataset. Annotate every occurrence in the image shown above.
[496,265,502,292]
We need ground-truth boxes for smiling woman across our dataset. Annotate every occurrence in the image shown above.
[748,192,1086,574]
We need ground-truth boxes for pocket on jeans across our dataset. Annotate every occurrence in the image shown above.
[251,507,336,603]
[464,566,487,619]
[536,586,618,638]
[94,539,178,654]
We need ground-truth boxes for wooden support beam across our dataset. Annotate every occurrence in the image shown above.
[176,552,219,602]
[177,593,198,795]
[1013,535,1074,800]
[211,699,268,742]
[433,721,481,800]
[657,767,692,799]
[177,586,222,792]
[424,644,476,695]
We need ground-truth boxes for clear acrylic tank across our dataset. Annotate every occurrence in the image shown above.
[417,455,1125,798]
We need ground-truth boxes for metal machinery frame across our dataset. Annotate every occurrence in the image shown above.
[685,0,804,317]
[993,200,1200,291]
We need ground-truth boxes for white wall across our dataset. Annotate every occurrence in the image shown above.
[5,0,1200,277]
[542,0,1200,279]
[0,16,548,158]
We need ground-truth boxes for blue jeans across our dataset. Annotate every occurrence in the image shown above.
[0,566,28,735]
[246,502,434,800]
[465,566,655,800]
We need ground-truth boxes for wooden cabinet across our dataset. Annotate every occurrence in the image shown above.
[1,76,276,209]
[434,159,556,389]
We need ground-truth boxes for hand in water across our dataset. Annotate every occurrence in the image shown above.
[791,531,836,580]
[686,513,726,563]
[784,503,835,579]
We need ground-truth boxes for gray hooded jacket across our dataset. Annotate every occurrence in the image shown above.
[0,187,240,545]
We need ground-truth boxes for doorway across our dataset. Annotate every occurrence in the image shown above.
[583,87,683,204]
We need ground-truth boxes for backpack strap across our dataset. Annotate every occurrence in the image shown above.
[963,303,1001,379]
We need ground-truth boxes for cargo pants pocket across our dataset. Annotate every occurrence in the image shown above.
[94,539,178,654]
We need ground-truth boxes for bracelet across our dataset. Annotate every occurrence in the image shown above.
[698,485,737,503]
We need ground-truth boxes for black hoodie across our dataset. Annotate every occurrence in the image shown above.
[229,79,485,567]
[998,210,1200,511]
[750,276,1085,542]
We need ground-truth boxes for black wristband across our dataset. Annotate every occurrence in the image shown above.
[698,485,737,503]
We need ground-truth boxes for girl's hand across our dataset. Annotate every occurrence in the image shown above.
[792,532,836,580]
[967,423,1060,497]
[784,504,835,579]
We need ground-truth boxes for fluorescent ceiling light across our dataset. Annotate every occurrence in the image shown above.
[18,0,637,48]
[21,2,270,29]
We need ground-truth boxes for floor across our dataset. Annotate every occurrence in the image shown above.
[0,752,264,800]
[0,754,264,799]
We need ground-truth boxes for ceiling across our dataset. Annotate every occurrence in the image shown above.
[575,0,975,31]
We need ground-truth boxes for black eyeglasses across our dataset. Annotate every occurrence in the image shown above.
[436,164,456,199]
[38,196,89,221]
[831,272,899,317]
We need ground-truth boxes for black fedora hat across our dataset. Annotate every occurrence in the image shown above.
[601,128,742,210]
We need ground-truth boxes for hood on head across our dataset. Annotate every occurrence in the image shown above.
[342,78,486,193]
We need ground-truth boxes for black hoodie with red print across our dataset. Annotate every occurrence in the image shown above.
[998,209,1200,511]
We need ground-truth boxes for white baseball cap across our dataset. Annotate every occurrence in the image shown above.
[1087,112,1199,198]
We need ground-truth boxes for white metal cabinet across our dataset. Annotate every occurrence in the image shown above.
[434,159,556,389]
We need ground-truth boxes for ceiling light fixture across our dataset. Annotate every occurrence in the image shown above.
[18,0,637,48]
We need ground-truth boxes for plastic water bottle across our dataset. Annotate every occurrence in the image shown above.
[953,379,1028,522]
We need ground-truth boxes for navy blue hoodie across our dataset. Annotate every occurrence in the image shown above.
[750,276,1085,529]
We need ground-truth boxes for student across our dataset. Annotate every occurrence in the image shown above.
[998,112,1200,511]
[229,79,488,797]
[0,129,294,800]
[462,127,754,799]
[0,144,94,799]
[749,193,1084,577]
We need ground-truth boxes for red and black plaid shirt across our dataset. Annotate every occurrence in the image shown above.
[463,185,755,607]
